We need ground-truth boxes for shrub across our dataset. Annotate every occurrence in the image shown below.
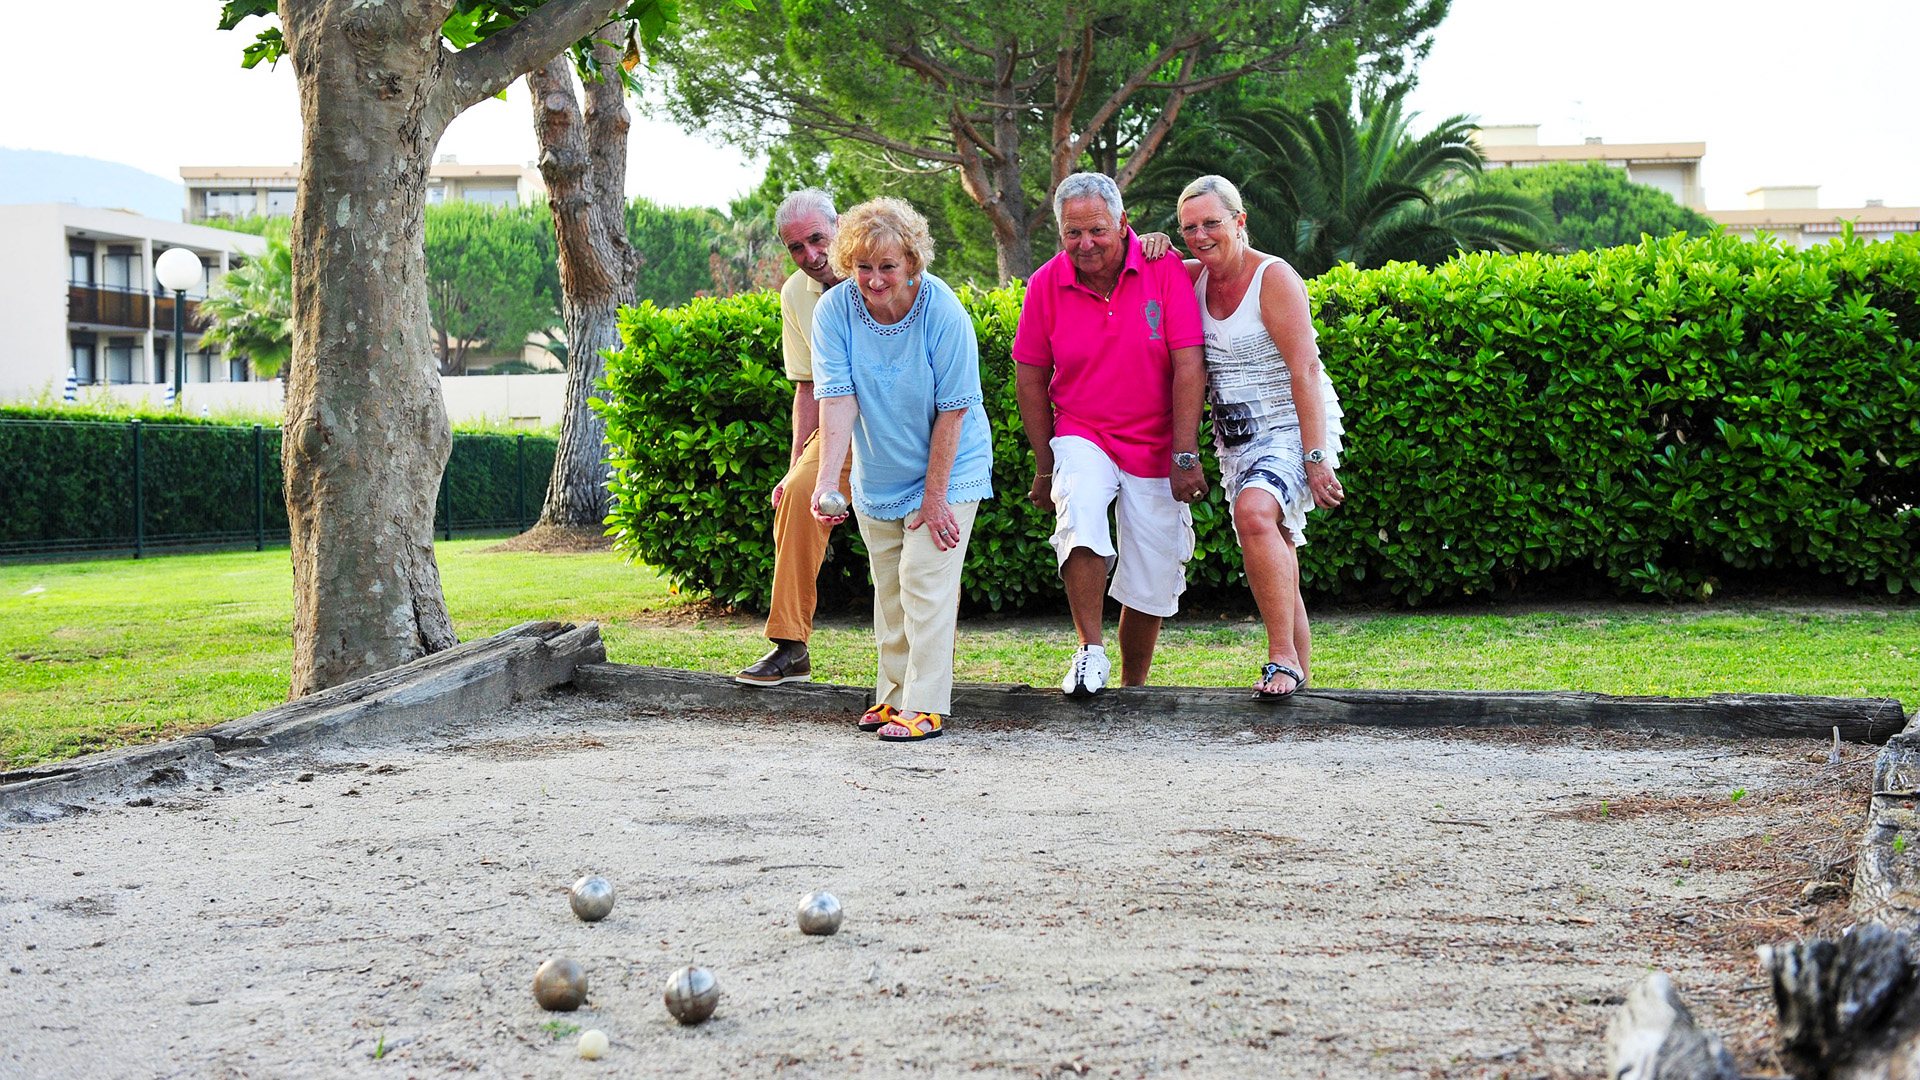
[599,230,1920,608]
[0,409,558,554]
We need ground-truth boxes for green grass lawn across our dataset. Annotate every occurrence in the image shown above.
[3,540,1916,767]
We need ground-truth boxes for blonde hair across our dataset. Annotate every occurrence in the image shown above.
[1177,174,1246,217]
[828,197,935,280]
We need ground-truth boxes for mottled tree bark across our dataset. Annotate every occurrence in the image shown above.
[278,0,624,697]
[527,31,637,530]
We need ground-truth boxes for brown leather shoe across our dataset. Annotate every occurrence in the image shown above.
[735,641,812,687]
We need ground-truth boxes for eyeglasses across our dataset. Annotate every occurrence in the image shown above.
[1177,216,1237,238]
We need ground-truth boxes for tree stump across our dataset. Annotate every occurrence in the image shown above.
[1606,972,1738,1080]
[1611,925,1920,1080]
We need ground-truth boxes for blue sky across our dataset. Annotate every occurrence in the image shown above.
[1,0,1912,211]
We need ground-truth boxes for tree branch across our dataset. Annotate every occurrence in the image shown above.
[1063,33,1205,167]
[950,104,1006,168]
[435,0,625,124]
[1143,48,1307,94]
[888,41,996,89]
[1116,57,1196,190]
[730,87,966,165]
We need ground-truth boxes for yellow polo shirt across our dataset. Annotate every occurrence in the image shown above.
[780,268,828,383]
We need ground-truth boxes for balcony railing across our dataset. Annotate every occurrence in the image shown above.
[68,285,150,329]
[154,295,209,333]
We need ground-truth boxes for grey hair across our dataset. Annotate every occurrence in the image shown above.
[774,188,838,231]
[1052,172,1125,227]
[1177,174,1245,217]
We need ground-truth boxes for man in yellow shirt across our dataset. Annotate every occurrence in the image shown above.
[737,189,853,686]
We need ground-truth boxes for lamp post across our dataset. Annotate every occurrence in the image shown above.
[154,247,203,410]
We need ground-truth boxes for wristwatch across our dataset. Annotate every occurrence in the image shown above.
[1304,448,1327,465]
[1172,452,1200,471]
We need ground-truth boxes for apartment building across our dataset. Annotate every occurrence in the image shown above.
[180,157,545,223]
[1705,186,1920,250]
[1474,125,1708,210]
[0,204,267,401]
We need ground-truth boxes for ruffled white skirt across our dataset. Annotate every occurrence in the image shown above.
[1216,370,1345,546]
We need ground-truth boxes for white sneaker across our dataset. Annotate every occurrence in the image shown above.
[1061,644,1110,697]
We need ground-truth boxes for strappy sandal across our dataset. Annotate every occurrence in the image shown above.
[1255,662,1304,700]
[876,711,944,742]
[858,703,900,732]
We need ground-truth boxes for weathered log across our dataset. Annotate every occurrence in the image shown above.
[1606,973,1739,1080]
[572,664,1906,743]
[0,622,605,814]
[572,663,869,715]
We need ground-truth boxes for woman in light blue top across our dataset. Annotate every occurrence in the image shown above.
[809,197,994,742]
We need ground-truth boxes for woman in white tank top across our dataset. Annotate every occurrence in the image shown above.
[1175,175,1346,698]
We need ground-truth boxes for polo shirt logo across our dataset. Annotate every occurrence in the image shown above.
[1144,298,1163,340]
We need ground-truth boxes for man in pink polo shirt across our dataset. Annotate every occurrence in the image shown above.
[1013,171,1208,697]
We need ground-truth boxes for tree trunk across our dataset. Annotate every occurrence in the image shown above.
[280,2,458,698]
[277,0,628,697]
[528,35,637,530]
[950,35,1037,284]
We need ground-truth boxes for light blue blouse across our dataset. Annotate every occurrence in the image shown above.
[811,273,995,520]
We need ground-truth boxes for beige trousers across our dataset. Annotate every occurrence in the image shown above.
[856,501,980,716]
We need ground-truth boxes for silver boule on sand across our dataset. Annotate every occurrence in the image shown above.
[533,957,589,1011]
[569,875,615,922]
[796,889,843,936]
[662,965,720,1025]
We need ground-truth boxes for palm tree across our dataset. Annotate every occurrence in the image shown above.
[1133,91,1548,277]
[199,236,293,379]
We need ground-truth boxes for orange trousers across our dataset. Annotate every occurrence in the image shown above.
[765,429,854,643]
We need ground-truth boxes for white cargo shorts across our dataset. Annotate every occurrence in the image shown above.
[1046,435,1195,618]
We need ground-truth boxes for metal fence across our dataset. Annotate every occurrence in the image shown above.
[0,417,557,560]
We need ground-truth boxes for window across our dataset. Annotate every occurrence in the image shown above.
[463,186,518,208]
[69,246,94,286]
[427,185,447,204]
[71,335,97,384]
[105,338,138,385]
[190,350,214,384]
[204,190,258,217]
[265,189,296,216]
[229,353,251,383]
[103,248,136,291]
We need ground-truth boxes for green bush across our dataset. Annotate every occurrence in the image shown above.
[600,230,1920,608]
[0,411,558,555]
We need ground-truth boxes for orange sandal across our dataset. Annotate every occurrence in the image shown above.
[857,703,900,732]
[876,711,943,742]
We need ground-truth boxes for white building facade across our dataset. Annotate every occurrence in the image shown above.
[1474,125,1708,210]
[180,159,544,223]
[1705,187,1920,250]
[0,204,268,403]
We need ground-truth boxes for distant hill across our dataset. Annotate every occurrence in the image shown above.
[0,147,183,221]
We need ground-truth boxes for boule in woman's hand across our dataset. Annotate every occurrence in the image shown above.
[812,488,849,525]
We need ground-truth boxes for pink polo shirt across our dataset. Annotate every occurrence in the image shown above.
[1012,232,1204,478]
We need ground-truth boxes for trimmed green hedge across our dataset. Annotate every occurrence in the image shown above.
[0,411,558,556]
[599,231,1920,608]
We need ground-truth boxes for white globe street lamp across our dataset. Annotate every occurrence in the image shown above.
[154,247,204,410]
